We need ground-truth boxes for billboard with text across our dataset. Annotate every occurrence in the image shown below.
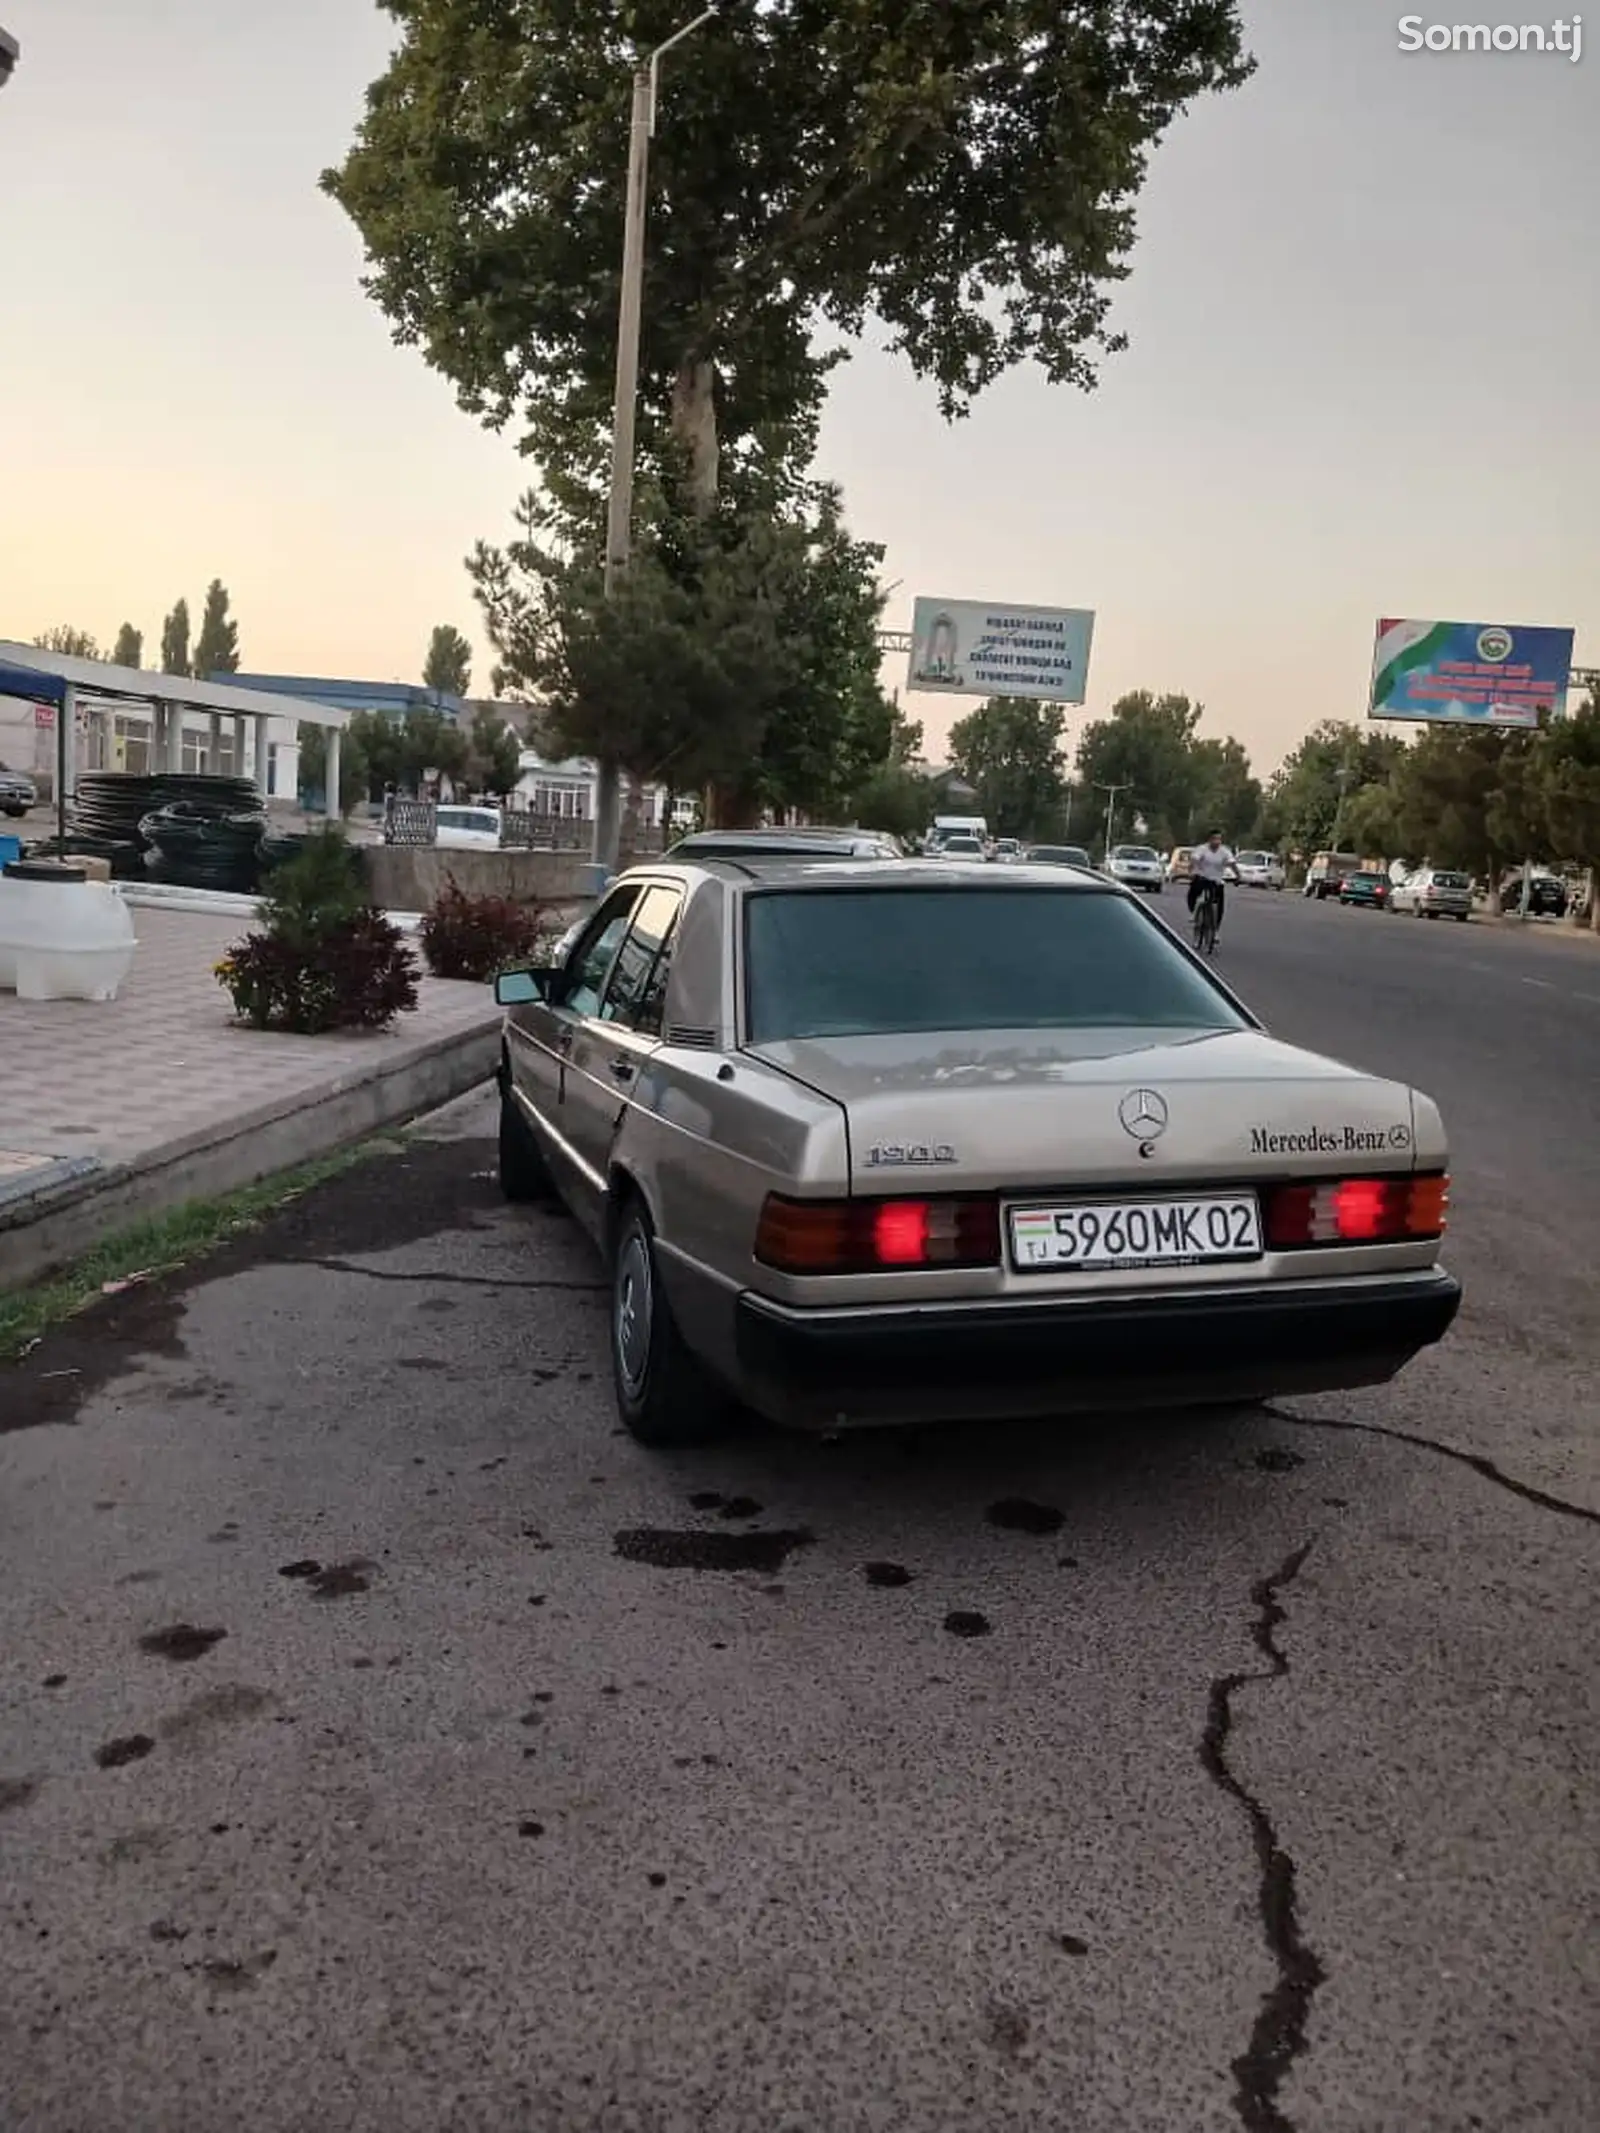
[907,598,1094,703]
[1369,618,1573,727]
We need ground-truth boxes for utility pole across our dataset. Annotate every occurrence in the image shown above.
[1094,781,1131,860]
[594,6,717,882]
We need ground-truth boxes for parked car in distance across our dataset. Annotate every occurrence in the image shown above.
[1235,851,1286,891]
[492,854,1461,1445]
[935,833,987,860]
[1166,847,1193,883]
[1304,851,1361,900]
[0,765,37,817]
[1106,844,1164,893]
[1339,869,1392,910]
[1496,867,1568,918]
[1392,868,1473,921]
[433,804,503,851]
[992,838,1023,865]
[1025,844,1093,869]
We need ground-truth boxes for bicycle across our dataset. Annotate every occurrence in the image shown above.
[1191,880,1222,957]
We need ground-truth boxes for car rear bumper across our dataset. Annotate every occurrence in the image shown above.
[730,1269,1462,1428]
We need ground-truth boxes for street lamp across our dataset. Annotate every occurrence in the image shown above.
[0,27,20,89]
[1094,780,1131,858]
[593,4,719,877]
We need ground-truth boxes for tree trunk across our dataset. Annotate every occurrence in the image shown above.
[670,359,719,521]
[618,774,643,863]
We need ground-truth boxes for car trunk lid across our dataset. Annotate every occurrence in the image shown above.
[744,1028,1419,1191]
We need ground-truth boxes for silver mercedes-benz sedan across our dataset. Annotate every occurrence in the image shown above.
[494,859,1461,1445]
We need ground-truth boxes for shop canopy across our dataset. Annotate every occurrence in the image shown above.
[0,643,350,729]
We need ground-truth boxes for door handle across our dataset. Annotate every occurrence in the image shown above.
[608,1056,635,1083]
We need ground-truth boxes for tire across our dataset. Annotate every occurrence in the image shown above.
[497,1071,552,1202]
[1455,913,1469,923]
[610,1201,733,1448]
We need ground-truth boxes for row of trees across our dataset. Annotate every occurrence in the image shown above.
[881,689,1266,853]
[322,0,1255,829]
[1262,705,1600,924]
[33,581,242,680]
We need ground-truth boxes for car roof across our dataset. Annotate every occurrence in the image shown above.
[666,828,892,858]
[626,856,1116,893]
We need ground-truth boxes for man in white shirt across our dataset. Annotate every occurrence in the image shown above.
[1187,832,1237,933]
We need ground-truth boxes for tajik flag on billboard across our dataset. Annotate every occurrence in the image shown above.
[1370,619,1453,711]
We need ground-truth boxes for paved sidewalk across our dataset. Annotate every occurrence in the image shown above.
[0,903,500,1285]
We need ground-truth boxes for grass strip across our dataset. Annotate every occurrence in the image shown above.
[0,1138,400,1363]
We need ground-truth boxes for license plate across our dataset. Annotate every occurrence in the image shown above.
[1008,1195,1262,1272]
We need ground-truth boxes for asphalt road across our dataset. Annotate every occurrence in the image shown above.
[2,898,1597,2133]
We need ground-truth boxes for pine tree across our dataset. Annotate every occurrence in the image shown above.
[193,579,240,677]
[159,601,191,677]
[111,623,143,667]
[422,625,472,697]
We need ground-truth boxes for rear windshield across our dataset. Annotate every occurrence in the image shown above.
[1431,871,1469,888]
[436,808,497,831]
[744,887,1247,1042]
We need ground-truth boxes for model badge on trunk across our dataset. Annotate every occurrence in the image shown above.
[866,1143,957,1167]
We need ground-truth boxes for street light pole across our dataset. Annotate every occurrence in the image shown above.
[593,5,717,879]
[1095,780,1130,859]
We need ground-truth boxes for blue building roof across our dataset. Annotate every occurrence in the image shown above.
[216,673,467,723]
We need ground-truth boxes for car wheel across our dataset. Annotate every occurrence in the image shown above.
[497,1071,552,1202]
[1455,913,1469,923]
[610,1201,733,1448]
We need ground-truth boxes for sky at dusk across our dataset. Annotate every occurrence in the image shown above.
[2,1,1595,775]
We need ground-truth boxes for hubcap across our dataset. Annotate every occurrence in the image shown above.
[614,1230,653,1398]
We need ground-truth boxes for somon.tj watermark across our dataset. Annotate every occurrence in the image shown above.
[1398,15,1583,57]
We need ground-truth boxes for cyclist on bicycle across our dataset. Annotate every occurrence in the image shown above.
[1187,832,1238,938]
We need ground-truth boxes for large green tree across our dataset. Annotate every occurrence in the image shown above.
[1074,690,1211,849]
[1385,726,1542,894]
[193,579,241,677]
[1526,700,1600,930]
[110,623,143,668]
[947,696,1068,839]
[1260,720,1408,858]
[423,624,474,697]
[471,481,893,821]
[159,600,192,678]
[467,704,522,795]
[325,1,1252,527]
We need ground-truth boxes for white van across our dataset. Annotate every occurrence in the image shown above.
[928,813,989,854]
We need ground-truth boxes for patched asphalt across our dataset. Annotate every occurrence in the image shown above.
[2,896,1597,2133]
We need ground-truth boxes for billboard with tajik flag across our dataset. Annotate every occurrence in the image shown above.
[1369,618,1574,728]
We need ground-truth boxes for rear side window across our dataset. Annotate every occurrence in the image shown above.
[744,887,1247,1042]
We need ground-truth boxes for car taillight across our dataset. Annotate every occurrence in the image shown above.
[754,1194,1001,1274]
[1265,1173,1449,1248]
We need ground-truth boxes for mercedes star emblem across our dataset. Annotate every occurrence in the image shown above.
[1119,1088,1169,1141]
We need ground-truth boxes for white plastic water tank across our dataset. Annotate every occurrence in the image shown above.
[0,861,138,1001]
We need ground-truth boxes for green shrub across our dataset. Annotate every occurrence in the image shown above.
[218,828,418,1032]
[418,877,542,983]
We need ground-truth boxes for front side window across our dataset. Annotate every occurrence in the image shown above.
[744,887,1248,1043]
[561,888,641,1018]
[598,885,682,1031]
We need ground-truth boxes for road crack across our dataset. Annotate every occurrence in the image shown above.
[289,1258,605,1294]
[1265,1405,1600,1527]
[1200,1541,1324,2133]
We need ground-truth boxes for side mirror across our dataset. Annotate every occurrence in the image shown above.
[494,967,549,1007]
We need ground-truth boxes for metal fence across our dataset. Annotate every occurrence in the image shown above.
[381,799,665,856]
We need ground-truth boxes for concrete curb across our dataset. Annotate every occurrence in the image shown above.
[0,1014,501,1290]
